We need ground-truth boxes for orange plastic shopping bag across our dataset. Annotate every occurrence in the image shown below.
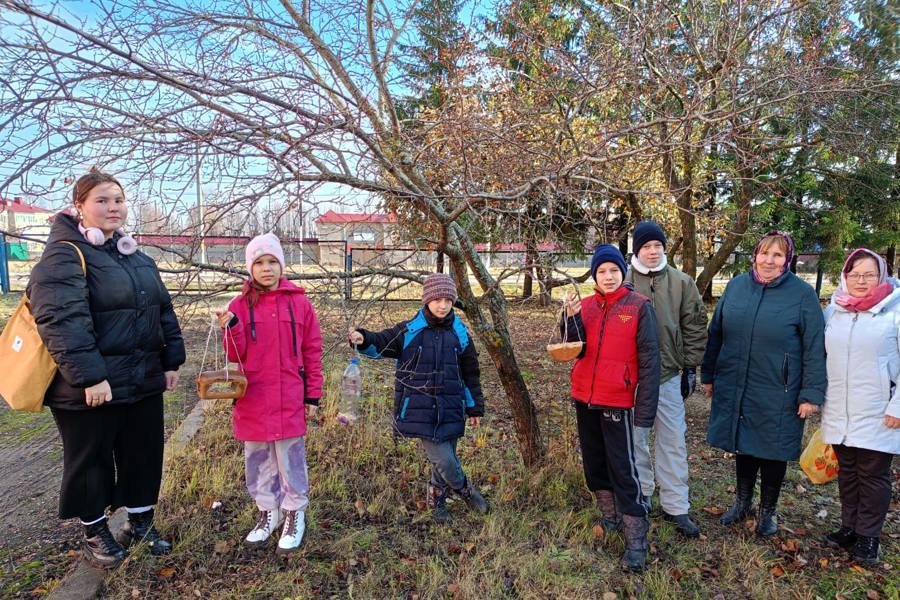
[799,427,839,484]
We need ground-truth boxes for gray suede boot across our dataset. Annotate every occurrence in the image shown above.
[621,514,649,573]
[594,489,622,532]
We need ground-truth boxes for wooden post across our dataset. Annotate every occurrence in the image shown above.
[0,234,9,294]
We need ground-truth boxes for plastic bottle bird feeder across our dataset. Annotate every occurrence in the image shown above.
[196,369,248,400]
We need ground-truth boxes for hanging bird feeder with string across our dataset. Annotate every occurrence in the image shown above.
[197,313,248,400]
[546,297,584,362]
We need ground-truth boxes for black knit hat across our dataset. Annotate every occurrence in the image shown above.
[632,221,667,253]
[590,244,627,282]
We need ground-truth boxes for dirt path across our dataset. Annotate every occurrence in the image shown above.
[0,405,76,598]
[0,409,63,546]
[0,379,199,597]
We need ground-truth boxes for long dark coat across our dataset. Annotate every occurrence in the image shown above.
[701,270,826,461]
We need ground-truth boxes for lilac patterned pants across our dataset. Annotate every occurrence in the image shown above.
[244,436,309,512]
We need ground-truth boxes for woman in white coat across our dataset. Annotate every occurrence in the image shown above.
[822,248,900,565]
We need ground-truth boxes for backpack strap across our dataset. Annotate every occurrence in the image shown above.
[58,241,86,276]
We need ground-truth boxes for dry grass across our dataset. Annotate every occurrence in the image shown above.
[5,300,898,599]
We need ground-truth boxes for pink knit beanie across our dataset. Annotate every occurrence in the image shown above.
[422,273,457,305]
[245,232,285,275]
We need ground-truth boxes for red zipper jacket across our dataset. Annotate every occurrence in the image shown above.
[564,284,661,427]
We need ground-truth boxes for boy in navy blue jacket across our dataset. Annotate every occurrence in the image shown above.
[348,273,488,523]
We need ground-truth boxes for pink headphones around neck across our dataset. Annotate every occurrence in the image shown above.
[78,222,139,255]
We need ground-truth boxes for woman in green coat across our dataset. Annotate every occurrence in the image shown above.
[701,231,826,536]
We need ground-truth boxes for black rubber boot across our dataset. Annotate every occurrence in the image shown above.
[755,485,780,537]
[427,484,452,524]
[454,479,490,515]
[83,518,126,569]
[121,508,172,555]
[621,514,649,573]
[594,489,621,532]
[824,526,857,550]
[852,535,880,566]
[720,476,755,525]
[663,513,700,538]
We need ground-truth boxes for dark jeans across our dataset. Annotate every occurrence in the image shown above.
[51,394,164,521]
[833,444,893,538]
[574,401,648,517]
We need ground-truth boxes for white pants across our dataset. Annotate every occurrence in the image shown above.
[244,436,309,512]
[633,376,690,515]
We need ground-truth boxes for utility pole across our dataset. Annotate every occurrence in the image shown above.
[196,141,207,264]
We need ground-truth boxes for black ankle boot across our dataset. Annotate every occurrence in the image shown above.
[824,526,857,550]
[720,476,755,525]
[852,535,880,565]
[755,485,780,537]
[83,518,126,569]
[122,509,172,555]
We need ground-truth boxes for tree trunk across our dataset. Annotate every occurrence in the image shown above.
[477,325,545,464]
[666,236,683,265]
[450,232,546,466]
[436,251,445,273]
[695,183,753,296]
[522,244,537,299]
[678,189,697,278]
[887,244,896,278]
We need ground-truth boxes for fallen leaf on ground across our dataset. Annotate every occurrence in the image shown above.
[866,590,880,600]
[157,566,176,578]
[703,506,725,515]
[700,564,719,578]
[602,593,617,600]
[770,565,786,577]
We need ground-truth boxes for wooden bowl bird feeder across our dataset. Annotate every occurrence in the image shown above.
[546,295,584,362]
[197,314,248,401]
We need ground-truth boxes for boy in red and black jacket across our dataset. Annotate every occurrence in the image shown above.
[563,244,660,573]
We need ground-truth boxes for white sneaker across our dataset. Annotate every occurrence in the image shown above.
[276,510,305,555]
[245,508,283,545]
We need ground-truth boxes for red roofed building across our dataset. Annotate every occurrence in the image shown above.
[1,197,55,254]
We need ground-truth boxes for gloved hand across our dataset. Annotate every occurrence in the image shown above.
[681,367,696,400]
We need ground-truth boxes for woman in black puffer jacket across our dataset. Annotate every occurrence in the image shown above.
[27,168,185,569]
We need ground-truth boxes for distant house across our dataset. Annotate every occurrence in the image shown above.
[315,210,400,265]
[0,197,55,256]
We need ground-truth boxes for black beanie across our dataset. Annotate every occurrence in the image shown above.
[632,221,667,253]
[590,244,627,282]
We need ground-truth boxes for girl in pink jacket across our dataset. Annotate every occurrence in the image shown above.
[216,233,323,554]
